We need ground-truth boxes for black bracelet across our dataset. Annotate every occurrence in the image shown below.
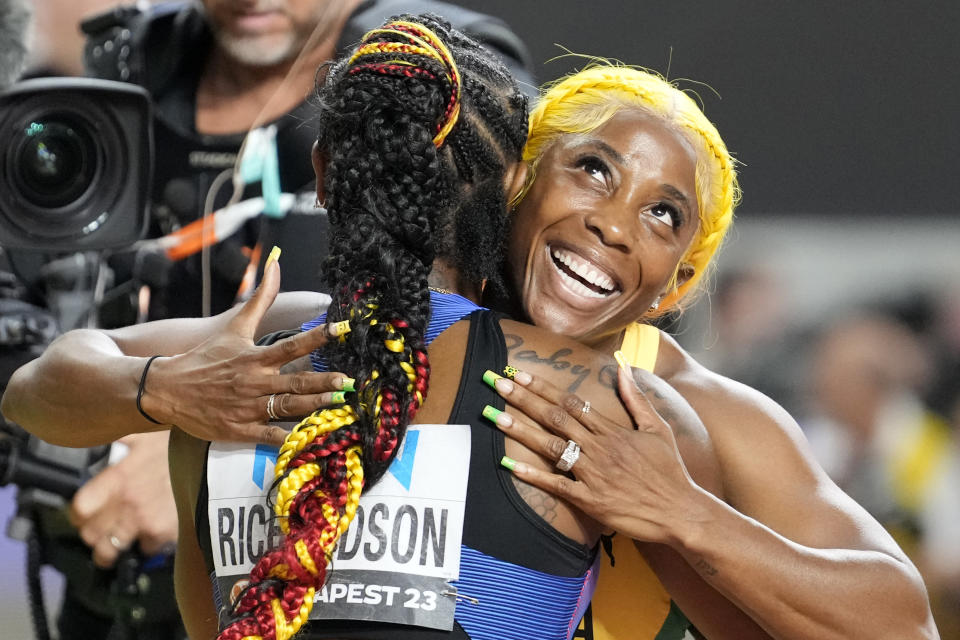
[137,355,165,425]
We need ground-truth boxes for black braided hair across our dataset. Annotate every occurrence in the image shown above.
[216,14,527,640]
[316,12,528,484]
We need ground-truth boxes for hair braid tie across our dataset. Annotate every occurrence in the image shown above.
[352,22,461,146]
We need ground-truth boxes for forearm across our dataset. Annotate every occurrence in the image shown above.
[675,492,937,640]
[2,330,161,447]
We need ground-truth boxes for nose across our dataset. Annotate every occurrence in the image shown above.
[583,205,632,253]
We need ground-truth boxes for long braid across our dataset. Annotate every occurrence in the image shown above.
[216,14,526,640]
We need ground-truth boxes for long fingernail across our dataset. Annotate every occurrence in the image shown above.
[614,350,630,372]
[504,366,531,385]
[500,456,517,471]
[482,404,503,422]
[265,245,282,268]
[331,391,347,404]
[331,320,351,336]
[483,370,514,394]
[340,377,356,392]
[482,404,513,429]
[482,369,503,388]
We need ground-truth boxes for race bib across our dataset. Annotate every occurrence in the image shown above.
[207,424,471,630]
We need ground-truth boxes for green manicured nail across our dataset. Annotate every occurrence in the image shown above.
[500,456,517,471]
[331,391,347,404]
[502,366,520,380]
[482,404,504,423]
[340,377,356,392]
[482,369,503,389]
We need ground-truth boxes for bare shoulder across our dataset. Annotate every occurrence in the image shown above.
[656,332,816,472]
[656,332,905,554]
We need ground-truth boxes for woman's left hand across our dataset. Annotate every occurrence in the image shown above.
[486,365,707,544]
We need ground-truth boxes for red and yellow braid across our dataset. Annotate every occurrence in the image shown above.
[347,20,461,147]
[217,303,430,640]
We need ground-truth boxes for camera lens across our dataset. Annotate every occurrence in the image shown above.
[14,118,97,209]
[0,78,151,250]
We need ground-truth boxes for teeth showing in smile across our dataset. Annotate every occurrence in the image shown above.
[551,247,616,298]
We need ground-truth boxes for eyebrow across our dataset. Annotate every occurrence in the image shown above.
[575,139,626,165]
[660,184,692,208]
[574,138,695,221]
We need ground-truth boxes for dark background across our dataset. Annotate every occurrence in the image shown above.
[461,0,960,217]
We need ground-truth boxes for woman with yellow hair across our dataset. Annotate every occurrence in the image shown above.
[488,64,937,639]
[3,56,936,639]
[494,63,736,639]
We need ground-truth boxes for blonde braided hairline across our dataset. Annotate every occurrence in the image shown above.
[524,65,740,314]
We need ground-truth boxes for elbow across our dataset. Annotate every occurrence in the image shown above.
[1,365,68,446]
[877,560,939,640]
[902,576,940,639]
[1,367,28,428]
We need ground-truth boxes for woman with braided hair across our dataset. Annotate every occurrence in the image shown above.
[3,21,936,640]
[185,17,724,640]
[1,14,719,640]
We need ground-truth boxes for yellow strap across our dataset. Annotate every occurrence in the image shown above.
[582,323,677,640]
[619,322,660,373]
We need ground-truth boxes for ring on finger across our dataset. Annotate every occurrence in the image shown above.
[266,393,281,421]
[555,439,581,472]
[579,400,591,417]
[108,534,125,551]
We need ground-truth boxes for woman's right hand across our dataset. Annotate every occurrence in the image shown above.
[140,259,352,446]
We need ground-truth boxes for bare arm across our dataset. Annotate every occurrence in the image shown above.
[667,373,937,640]
[169,426,221,639]
[1,261,340,447]
[493,356,937,640]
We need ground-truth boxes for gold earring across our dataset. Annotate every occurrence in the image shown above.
[509,166,536,211]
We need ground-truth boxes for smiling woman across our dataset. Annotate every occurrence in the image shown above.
[487,64,939,640]
[508,109,702,352]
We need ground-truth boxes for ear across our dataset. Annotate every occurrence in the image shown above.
[311,141,327,204]
[676,262,696,288]
[502,161,530,208]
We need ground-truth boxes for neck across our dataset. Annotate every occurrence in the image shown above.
[429,259,482,304]
[581,329,627,356]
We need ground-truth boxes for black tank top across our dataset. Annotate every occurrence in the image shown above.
[198,310,595,638]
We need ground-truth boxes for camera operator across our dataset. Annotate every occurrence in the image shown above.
[8,1,530,639]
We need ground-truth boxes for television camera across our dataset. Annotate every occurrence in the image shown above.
[0,77,174,640]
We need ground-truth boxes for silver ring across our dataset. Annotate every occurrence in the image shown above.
[266,393,280,421]
[579,400,591,417]
[108,534,124,550]
[555,439,581,472]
